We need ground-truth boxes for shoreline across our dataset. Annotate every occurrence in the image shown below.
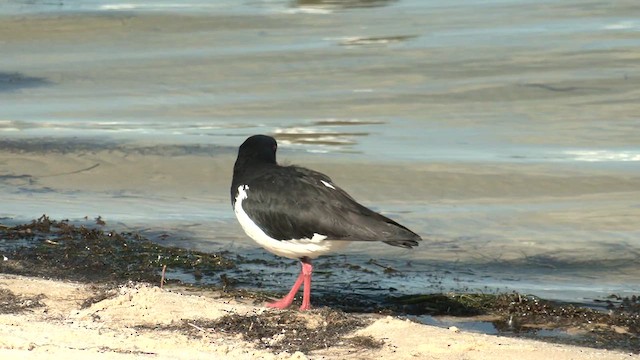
[1,217,639,357]
[0,273,636,359]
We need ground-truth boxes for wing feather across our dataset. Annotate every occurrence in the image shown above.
[240,166,420,247]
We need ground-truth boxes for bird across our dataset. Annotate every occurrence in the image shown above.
[231,134,421,310]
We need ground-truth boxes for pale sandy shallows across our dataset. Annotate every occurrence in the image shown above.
[0,274,633,360]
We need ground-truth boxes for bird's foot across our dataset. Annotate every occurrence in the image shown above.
[265,297,312,311]
[265,297,295,310]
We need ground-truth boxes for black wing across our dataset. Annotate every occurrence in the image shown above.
[238,165,421,248]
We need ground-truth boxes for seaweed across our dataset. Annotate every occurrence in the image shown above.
[0,215,234,284]
[140,308,381,354]
[0,288,46,314]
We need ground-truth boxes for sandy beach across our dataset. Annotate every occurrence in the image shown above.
[0,274,635,360]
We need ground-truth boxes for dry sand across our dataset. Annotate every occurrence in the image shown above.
[0,274,634,360]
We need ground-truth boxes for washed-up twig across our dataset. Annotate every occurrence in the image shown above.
[41,163,100,177]
[160,265,167,289]
[0,174,32,180]
[367,259,398,274]
[521,83,600,92]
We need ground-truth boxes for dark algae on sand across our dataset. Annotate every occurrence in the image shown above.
[0,215,234,283]
[137,308,383,354]
[390,293,639,353]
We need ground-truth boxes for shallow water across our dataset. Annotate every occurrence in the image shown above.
[1,0,639,306]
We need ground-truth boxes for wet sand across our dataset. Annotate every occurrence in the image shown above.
[3,139,640,202]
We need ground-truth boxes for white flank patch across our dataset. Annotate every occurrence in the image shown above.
[320,180,336,190]
[234,185,349,259]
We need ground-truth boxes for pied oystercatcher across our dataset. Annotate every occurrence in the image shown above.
[231,135,421,310]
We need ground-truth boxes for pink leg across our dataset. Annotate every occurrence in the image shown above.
[266,269,305,309]
[299,259,313,311]
[266,258,314,311]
